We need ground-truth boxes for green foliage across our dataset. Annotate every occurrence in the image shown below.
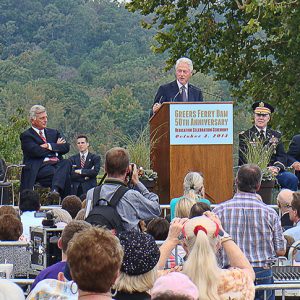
[0,0,230,162]
[241,136,276,181]
[126,0,300,139]
[0,109,27,163]
[118,125,152,169]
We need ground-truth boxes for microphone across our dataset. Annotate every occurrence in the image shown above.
[172,88,182,102]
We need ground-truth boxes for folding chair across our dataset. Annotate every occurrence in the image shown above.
[0,161,25,206]
[0,241,31,278]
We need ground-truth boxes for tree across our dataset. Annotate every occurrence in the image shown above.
[102,85,145,137]
[126,0,300,138]
[0,109,27,163]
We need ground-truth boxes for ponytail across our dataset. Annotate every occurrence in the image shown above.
[183,230,220,300]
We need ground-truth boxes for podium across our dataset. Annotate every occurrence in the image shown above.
[150,102,233,204]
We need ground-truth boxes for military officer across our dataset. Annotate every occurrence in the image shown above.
[239,101,298,191]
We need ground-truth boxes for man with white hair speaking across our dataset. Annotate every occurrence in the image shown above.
[152,57,203,115]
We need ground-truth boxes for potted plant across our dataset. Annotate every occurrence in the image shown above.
[241,136,277,204]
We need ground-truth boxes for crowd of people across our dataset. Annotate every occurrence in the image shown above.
[0,57,300,300]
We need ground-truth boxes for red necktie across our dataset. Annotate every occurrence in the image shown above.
[39,130,47,143]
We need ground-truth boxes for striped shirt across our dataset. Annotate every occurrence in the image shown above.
[213,192,286,267]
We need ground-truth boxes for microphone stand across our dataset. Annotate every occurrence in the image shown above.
[172,88,182,102]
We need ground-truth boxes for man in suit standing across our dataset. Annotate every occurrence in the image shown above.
[152,57,203,115]
[69,135,101,197]
[239,101,299,191]
[20,105,71,198]
[287,134,300,185]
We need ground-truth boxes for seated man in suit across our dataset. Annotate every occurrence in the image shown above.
[152,57,203,115]
[239,101,299,191]
[288,134,300,185]
[69,135,101,197]
[20,105,71,198]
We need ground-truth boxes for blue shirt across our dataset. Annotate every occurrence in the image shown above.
[170,196,211,220]
[283,221,300,241]
[85,179,161,231]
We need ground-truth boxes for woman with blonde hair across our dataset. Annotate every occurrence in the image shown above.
[113,230,160,299]
[183,214,255,299]
[170,172,210,220]
[158,215,255,300]
[175,197,196,218]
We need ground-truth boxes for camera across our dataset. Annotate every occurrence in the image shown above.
[126,163,135,187]
[42,211,56,228]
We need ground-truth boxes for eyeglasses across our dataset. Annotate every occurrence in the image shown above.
[284,204,293,209]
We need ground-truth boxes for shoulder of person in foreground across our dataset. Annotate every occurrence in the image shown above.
[27,279,77,300]
[218,268,255,300]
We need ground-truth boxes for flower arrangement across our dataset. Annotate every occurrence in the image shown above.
[138,167,158,181]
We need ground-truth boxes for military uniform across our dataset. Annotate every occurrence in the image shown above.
[238,101,298,191]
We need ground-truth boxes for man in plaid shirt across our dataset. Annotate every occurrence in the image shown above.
[214,164,286,300]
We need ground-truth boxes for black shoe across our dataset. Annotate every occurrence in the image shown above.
[47,191,61,205]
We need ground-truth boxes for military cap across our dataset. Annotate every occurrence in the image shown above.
[252,101,274,114]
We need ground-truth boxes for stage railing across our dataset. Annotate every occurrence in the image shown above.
[160,204,279,218]
[255,283,300,299]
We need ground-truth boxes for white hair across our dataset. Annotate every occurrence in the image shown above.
[29,105,46,120]
[183,172,204,200]
[175,57,193,72]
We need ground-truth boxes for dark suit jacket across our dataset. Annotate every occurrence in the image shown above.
[20,127,70,190]
[153,80,203,105]
[238,126,287,171]
[0,159,5,181]
[287,134,300,164]
[69,152,101,195]
[287,134,300,180]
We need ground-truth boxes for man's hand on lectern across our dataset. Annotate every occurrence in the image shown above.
[153,103,161,114]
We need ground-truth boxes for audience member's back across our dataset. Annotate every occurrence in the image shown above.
[189,202,211,218]
[50,208,72,228]
[0,214,23,241]
[31,220,92,290]
[0,205,19,217]
[277,189,294,230]
[61,195,82,219]
[147,217,169,241]
[0,279,25,300]
[19,189,43,240]
[27,227,124,300]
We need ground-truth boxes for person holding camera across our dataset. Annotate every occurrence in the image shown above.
[84,147,161,231]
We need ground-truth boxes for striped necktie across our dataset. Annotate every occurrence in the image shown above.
[80,154,85,168]
[39,130,47,143]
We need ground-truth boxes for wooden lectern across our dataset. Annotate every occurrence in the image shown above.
[150,102,233,204]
